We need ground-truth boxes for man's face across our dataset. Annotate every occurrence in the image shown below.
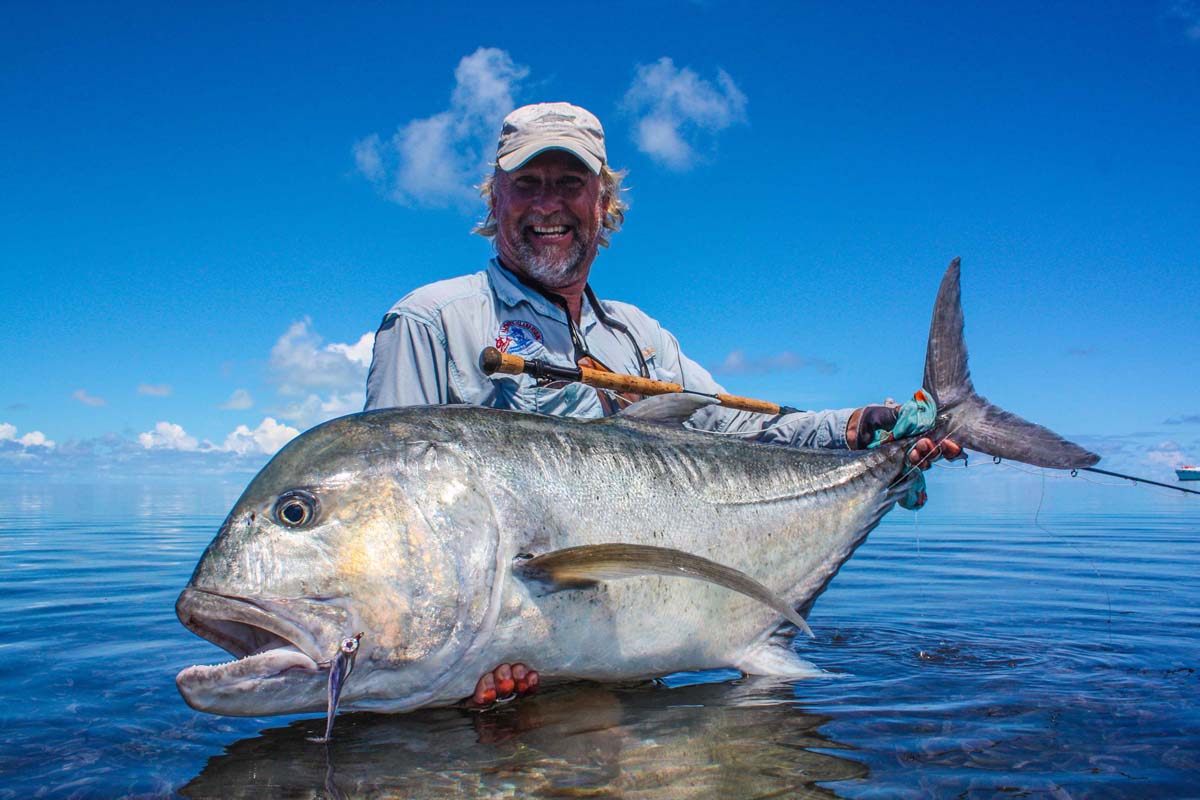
[493,150,604,290]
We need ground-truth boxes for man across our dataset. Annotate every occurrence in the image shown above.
[365,102,958,704]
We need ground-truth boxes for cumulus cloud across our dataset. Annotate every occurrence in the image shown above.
[72,389,106,407]
[276,392,362,431]
[622,57,747,170]
[222,417,300,456]
[138,383,172,397]
[1145,440,1188,468]
[353,134,386,182]
[138,421,200,451]
[265,320,371,429]
[219,388,254,411]
[713,349,838,376]
[137,416,298,457]
[0,422,55,449]
[1166,1,1200,40]
[269,320,373,397]
[326,332,374,369]
[354,47,529,207]
[1164,413,1200,425]
[0,429,281,479]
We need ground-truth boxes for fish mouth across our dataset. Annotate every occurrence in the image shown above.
[175,588,348,716]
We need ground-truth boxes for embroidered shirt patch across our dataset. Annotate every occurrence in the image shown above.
[495,320,544,356]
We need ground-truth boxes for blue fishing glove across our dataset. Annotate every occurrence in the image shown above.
[863,390,939,510]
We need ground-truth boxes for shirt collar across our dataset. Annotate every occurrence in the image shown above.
[488,259,599,329]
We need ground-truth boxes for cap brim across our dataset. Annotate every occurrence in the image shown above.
[497,141,602,175]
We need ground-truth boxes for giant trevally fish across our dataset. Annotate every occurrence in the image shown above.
[176,260,1098,717]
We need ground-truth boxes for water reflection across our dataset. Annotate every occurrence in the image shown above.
[180,679,865,799]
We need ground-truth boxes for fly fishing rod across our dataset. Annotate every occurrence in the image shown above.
[478,346,802,416]
[481,347,1200,496]
[1076,466,1200,496]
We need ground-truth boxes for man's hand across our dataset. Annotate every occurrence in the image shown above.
[847,404,900,449]
[848,403,962,470]
[908,437,962,470]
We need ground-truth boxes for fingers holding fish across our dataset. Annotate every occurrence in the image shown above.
[470,662,540,708]
[908,437,962,470]
[513,663,539,694]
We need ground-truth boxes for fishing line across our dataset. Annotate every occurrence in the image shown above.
[927,454,1118,642]
[990,460,1116,639]
[978,458,1190,497]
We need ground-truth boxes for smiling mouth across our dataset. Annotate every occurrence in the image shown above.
[175,588,331,693]
[528,224,571,239]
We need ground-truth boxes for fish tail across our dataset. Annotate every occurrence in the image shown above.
[922,258,1099,469]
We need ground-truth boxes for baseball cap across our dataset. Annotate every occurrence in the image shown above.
[496,102,606,175]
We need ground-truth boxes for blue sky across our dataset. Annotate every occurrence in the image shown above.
[2,1,1198,479]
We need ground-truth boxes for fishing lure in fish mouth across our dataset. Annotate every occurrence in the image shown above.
[308,632,363,744]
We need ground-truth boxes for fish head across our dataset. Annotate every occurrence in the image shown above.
[176,410,504,716]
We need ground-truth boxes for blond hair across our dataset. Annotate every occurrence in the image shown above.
[472,164,629,248]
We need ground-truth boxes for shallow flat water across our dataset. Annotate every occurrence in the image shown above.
[0,473,1197,798]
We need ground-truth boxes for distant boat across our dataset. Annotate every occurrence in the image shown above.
[1178,465,1200,481]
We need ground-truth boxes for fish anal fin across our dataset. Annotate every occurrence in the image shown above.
[512,543,814,638]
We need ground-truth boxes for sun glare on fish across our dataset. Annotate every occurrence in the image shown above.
[439,480,468,506]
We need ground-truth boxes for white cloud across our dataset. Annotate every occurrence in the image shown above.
[0,422,55,449]
[269,320,373,397]
[714,349,838,376]
[138,416,298,457]
[276,392,362,431]
[622,57,747,170]
[138,383,172,397]
[72,389,107,407]
[138,421,200,451]
[219,388,254,411]
[266,321,370,429]
[326,332,374,369]
[354,47,529,207]
[1167,1,1200,40]
[223,417,300,456]
[1145,440,1187,468]
[17,430,52,448]
[352,134,385,182]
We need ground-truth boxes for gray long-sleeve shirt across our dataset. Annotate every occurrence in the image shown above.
[365,260,853,448]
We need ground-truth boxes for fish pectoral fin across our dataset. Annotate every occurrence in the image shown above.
[512,543,814,638]
[611,393,718,425]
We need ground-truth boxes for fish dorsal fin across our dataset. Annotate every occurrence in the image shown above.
[613,393,718,425]
[513,543,814,638]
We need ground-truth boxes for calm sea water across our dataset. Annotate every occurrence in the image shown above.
[1,468,1197,799]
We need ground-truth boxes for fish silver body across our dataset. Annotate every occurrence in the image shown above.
[176,261,1098,716]
[177,405,906,715]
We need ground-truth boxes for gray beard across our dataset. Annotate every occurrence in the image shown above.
[511,236,588,288]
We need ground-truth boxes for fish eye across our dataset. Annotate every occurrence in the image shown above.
[273,489,319,528]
